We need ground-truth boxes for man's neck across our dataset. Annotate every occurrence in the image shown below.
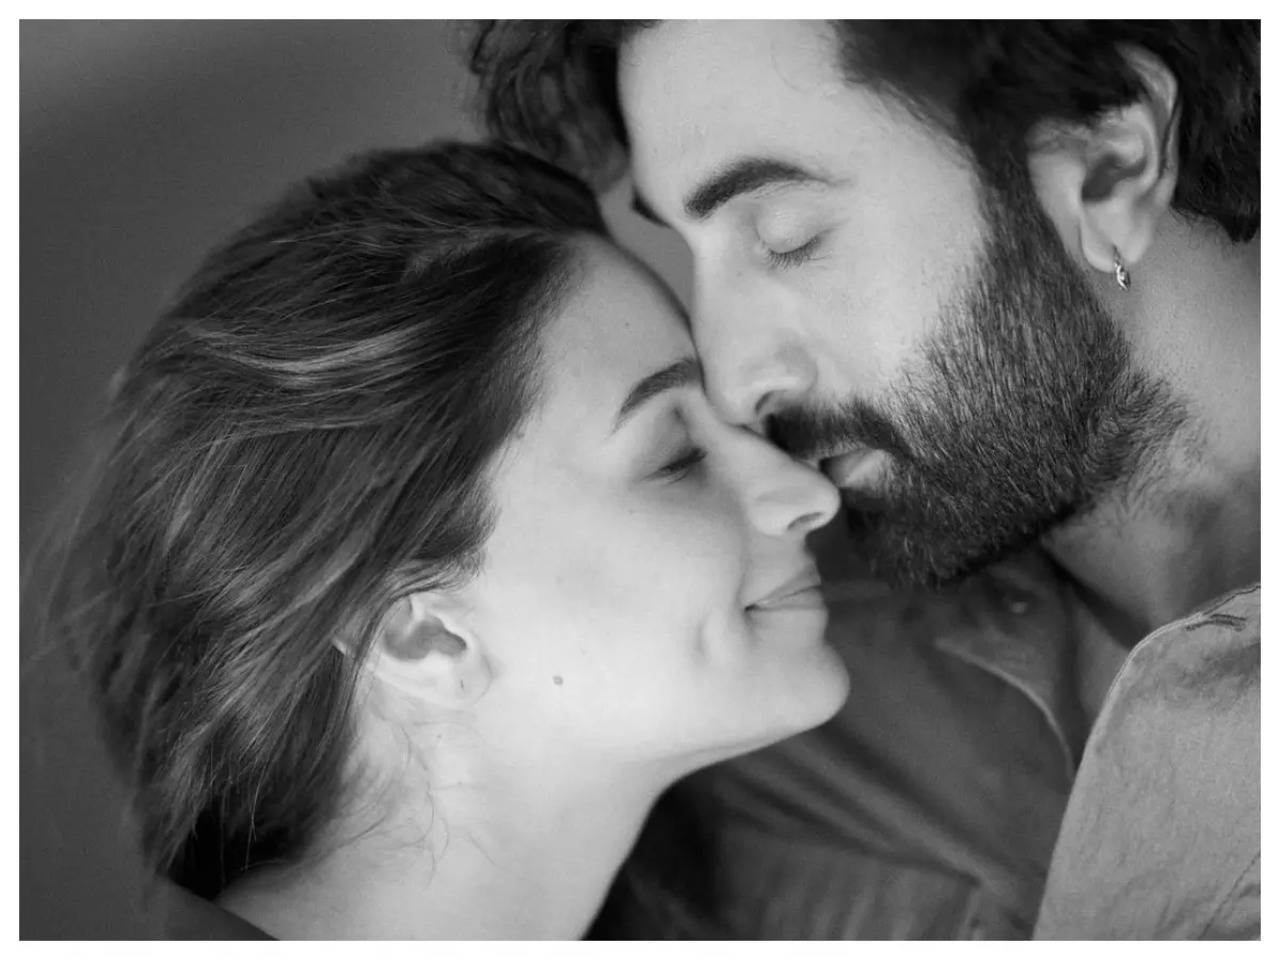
[1047,461,1259,644]
[220,744,664,939]
[1046,222,1259,643]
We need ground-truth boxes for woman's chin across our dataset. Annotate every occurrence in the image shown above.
[776,644,852,733]
[705,650,852,767]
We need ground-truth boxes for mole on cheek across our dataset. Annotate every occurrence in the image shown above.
[553,674,564,686]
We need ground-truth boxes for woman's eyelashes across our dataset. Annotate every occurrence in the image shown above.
[652,445,708,482]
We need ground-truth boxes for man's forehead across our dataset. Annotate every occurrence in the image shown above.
[619,22,848,201]
[619,21,841,117]
[617,26,717,155]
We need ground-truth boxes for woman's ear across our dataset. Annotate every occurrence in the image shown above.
[361,592,492,709]
[1028,45,1181,279]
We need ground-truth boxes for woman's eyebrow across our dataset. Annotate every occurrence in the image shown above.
[612,356,702,434]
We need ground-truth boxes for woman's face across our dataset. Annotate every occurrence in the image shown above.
[462,241,848,774]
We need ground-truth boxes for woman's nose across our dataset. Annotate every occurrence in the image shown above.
[745,443,841,539]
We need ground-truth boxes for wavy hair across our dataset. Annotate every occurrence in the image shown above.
[40,140,605,897]
[468,20,1259,241]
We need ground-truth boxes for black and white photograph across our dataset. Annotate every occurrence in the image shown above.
[18,17,1262,942]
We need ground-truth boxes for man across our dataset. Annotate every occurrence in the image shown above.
[469,21,1260,939]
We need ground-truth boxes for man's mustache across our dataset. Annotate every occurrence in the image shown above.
[766,399,914,464]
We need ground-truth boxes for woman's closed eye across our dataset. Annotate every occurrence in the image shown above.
[652,445,708,482]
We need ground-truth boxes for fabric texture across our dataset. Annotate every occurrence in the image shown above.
[1034,584,1261,940]
[157,883,274,940]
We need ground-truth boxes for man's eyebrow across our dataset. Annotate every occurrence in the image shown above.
[630,190,667,227]
[613,356,703,433]
[684,158,827,221]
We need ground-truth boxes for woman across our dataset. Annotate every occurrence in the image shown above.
[44,140,848,939]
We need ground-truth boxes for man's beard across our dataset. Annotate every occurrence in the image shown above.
[769,176,1186,587]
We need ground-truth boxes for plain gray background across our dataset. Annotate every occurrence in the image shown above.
[20,20,691,939]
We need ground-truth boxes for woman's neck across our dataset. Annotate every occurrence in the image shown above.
[219,749,665,939]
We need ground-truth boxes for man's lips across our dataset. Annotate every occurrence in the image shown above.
[746,567,824,611]
[820,445,889,488]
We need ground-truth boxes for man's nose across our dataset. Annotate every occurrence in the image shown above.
[692,286,817,427]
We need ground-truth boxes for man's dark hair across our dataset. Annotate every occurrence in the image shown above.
[40,140,605,898]
[468,21,1259,241]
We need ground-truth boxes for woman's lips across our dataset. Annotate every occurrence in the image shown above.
[748,584,826,612]
[746,568,825,612]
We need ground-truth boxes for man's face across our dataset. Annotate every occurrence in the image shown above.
[618,20,1179,585]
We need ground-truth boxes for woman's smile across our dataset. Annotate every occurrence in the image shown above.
[745,565,825,612]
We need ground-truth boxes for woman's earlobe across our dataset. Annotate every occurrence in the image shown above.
[367,594,492,708]
[383,610,465,661]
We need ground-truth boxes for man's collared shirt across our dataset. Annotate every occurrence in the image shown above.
[1034,583,1261,940]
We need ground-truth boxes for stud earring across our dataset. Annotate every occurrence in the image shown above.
[1113,247,1131,291]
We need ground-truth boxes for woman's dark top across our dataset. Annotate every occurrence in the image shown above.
[159,884,273,940]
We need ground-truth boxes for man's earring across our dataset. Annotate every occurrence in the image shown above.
[1113,247,1131,291]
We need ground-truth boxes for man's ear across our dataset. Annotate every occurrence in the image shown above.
[359,592,492,709]
[1028,45,1181,278]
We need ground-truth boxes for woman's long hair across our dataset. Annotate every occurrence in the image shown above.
[39,140,605,897]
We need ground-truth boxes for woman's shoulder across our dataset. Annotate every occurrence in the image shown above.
[157,882,274,940]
